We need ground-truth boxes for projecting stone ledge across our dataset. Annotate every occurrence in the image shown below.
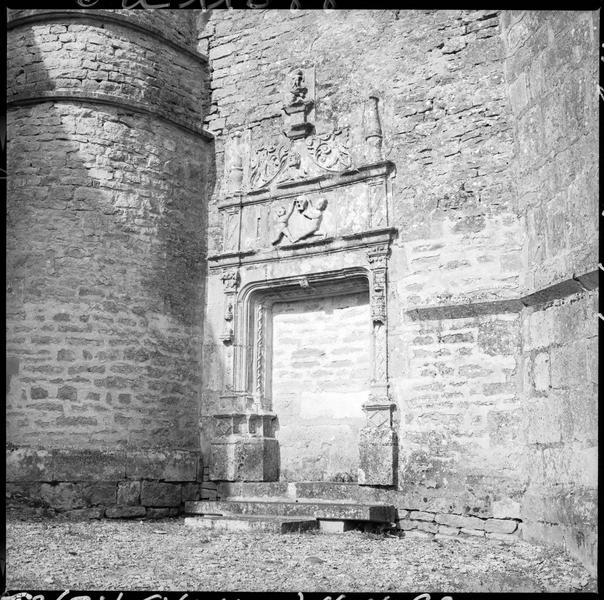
[184,499,396,522]
[184,515,319,533]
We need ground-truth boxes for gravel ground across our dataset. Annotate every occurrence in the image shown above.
[5,511,596,593]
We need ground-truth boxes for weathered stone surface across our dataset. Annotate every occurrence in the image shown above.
[140,481,182,508]
[52,449,126,481]
[358,427,395,486]
[210,438,280,482]
[436,513,485,529]
[6,448,53,482]
[117,481,141,506]
[105,505,147,519]
[39,481,116,510]
[184,515,319,533]
[125,450,198,482]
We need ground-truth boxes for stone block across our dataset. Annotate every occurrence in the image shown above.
[81,481,117,506]
[408,510,435,522]
[435,513,485,529]
[140,481,182,507]
[117,481,141,505]
[437,524,459,537]
[210,437,279,482]
[51,448,126,481]
[533,352,550,391]
[319,520,355,533]
[484,518,518,534]
[40,482,85,511]
[125,449,198,482]
[358,427,395,486]
[105,505,146,519]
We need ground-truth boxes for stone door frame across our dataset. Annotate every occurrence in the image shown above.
[210,237,397,486]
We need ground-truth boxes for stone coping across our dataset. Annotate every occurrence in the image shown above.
[405,269,598,320]
[6,446,201,483]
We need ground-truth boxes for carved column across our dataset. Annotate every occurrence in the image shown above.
[359,244,396,486]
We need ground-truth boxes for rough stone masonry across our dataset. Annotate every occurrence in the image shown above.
[6,9,598,574]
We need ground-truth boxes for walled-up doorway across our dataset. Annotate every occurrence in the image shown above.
[271,290,371,482]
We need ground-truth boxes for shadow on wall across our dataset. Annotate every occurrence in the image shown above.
[6,16,216,451]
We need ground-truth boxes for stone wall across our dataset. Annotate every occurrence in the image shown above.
[272,292,370,481]
[519,289,598,572]
[201,7,525,510]
[501,11,598,291]
[500,10,599,573]
[5,8,597,572]
[6,9,214,506]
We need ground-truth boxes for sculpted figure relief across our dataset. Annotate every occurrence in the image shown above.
[272,197,327,246]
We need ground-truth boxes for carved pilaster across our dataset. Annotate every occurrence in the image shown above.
[223,203,242,255]
[220,269,239,347]
[220,269,239,396]
[360,243,395,485]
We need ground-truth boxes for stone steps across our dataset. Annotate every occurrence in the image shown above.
[184,499,396,522]
[184,514,319,533]
[216,481,396,504]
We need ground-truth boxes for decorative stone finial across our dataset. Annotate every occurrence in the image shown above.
[365,94,383,162]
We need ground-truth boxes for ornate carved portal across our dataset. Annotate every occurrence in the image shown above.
[207,73,397,486]
[210,261,396,486]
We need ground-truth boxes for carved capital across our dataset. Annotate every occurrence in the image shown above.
[367,244,389,269]
[220,269,239,293]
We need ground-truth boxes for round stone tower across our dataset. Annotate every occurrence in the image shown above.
[6,9,214,510]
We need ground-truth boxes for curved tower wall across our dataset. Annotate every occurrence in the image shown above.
[6,9,214,514]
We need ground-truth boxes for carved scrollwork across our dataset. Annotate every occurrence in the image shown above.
[305,128,352,172]
[249,139,291,190]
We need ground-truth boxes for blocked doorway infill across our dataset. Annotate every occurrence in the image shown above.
[272,291,370,482]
